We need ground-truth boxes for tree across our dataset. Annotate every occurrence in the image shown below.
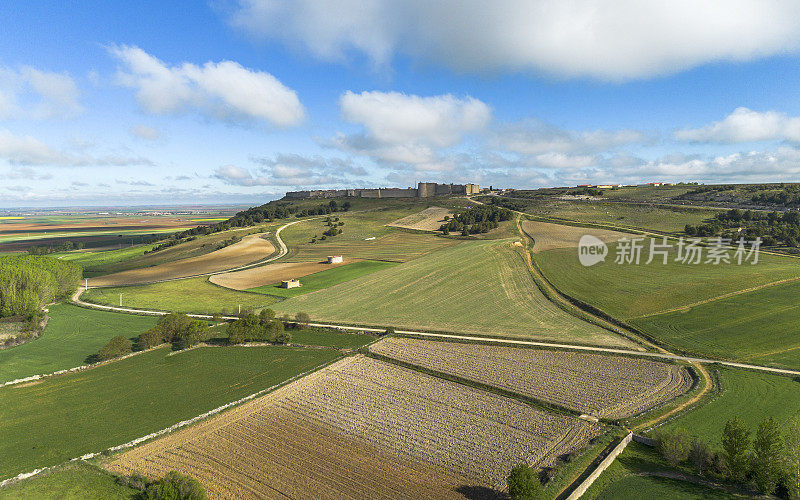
[507,463,540,500]
[722,417,752,483]
[174,321,209,349]
[753,417,784,494]
[785,417,800,500]
[275,331,292,344]
[97,335,132,360]
[138,327,164,350]
[656,427,691,465]
[689,437,714,476]
[143,471,208,500]
[157,314,193,343]
[295,312,310,329]
[259,308,275,324]
[385,326,396,335]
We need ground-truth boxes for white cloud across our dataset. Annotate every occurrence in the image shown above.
[340,91,490,147]
[214,165,269,186]
[230,0,800,80]
[216,154,368,187]
[0,129,151,167]
[497,120,644,155]
[129,124,161,140]
[0,66,82,119]
[110,45,305,127]
[330,91,489,174]
[675,107,800,143]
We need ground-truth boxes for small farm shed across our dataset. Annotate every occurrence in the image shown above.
[327,255,343,264]
[281,279,301,289]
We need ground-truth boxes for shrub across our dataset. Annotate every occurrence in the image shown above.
[689,437,714,476]
[295,312,310,329]
[275,332,292,344]
[97,335,133,360]
[656,427,691,465]
[507,463,540,500]
[384,326,396,335]
[138,327,165,350]
[143,471,208,500]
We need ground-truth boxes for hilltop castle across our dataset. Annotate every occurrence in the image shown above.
[285,182,480,200]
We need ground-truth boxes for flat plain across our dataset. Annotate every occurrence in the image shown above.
[274,239,636,347]
[107,355,596,497]
[208,259,355,290]
[369,337,692,418]
[248,260,398,297]
[0,345,339,480]
[387,206,454,231]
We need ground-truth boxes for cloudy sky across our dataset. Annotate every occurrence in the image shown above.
[3,1,800,206]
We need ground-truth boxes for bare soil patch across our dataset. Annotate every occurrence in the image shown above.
[521,220,634,253]
[209,258,356,290]
[388,206,454,231]
[90,234,275,286]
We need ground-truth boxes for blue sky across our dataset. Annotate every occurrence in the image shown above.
[3,1,800,207]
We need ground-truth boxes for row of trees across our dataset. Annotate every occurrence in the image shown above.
[685,208,800,247]
[655,417,800,497]
[93,313,212,361]
[0,255,81,318]
[678,183,800,208]
[27,240,85,255]
[226,309,291,344]
[439,205,513,236]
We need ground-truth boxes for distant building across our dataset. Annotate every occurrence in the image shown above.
[596,185,614,189]
[286,182,479,200]
[327,255,343,264]
[280,279,301,289]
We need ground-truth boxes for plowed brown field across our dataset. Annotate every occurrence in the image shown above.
[521,220,633,253]
[209,258,355,290]
[106,356,595,498]
[90,234,275,286]
[387,207,453,231]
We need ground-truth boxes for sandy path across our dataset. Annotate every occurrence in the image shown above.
[89,233,275,287]
[209,258,356,290]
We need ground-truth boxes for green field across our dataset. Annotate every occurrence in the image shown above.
[289,327,376,348]
[55,245,156,277]
[0,304,156,383]
[503,198,718,233]
[535,241,800,361]
[273,239,634,347]
[280,209,458,263]
[0,463,136,499]
[584,442,736,499]
[249,260,398,297]
[659,368,800,446]
[632,279,800,368]
[82,277,280,315]
[0,345,340,479]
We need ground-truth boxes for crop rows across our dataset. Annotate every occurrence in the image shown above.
[108,356,595,495]
[369,337,693,418]
[272,356,595,487]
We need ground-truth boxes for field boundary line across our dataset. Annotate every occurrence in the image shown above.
[0,354,345,487]
[565,432,633,499]
[630,275,800,319]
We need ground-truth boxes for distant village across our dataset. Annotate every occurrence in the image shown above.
[285,182,481,200]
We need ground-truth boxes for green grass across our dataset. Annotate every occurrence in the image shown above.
[535,242,800,361]
[55,245,156,277]
[0,304,156,383]
[280,209,458,263]
[584,442,737,499]
[514,199,719,233]
[289,327,376,348]
[82,277,280,315]
[273,239,634,347]
[249,260,398,297]
[0,345,340,480]
[659,368,800,446]
[0,463,136,499]
[631,279,800,368]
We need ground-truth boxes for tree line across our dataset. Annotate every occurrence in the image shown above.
[27,240,85,255]
[685,208,800,247]
[0,255,81,318]
[93,313,212,361]
[439,205,513,236]
[654,416,800,498]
